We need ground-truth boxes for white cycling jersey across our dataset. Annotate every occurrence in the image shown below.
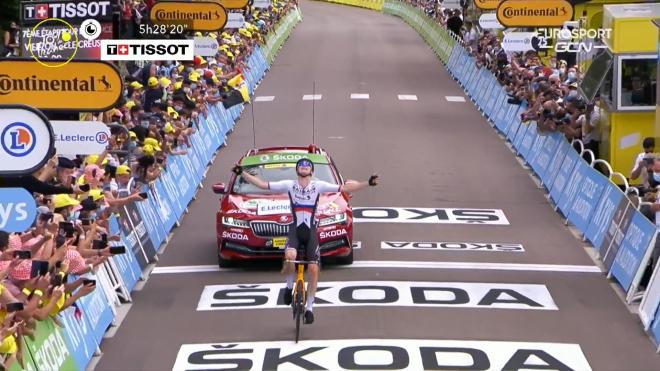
[268,179,340,226]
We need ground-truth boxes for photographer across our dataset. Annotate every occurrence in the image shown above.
[631,137,656,190]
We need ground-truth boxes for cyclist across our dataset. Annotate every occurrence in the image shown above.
[233,158,378,323]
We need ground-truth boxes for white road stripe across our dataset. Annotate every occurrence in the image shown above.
[254,95,275,102]
[350,93,370,99]
[445,95,466,102]
[152,260,600,274]
[398,94,418,101]
[303,94,322,100]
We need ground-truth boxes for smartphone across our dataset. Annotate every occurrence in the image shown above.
[58,222,74,238]
[51,274,63,286]
[139,192,148,199]
[30,260,50,278]
[109,246,126,255]
[79,184,91,192]
[55,235,66,248]
[92,240,108,249]
[82,279,96,286]
[14,250,31,259]
[81,219,92,226]
[6,302,24,313]
[101,233,108,242]
[644,157,655,166]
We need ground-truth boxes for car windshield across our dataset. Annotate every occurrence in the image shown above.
[232,163,339,194]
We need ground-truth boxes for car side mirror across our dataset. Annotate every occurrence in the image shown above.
[212,183,226,194]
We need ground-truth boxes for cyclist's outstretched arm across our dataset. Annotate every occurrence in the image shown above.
[232,165,269,190]
[339,174,379,193]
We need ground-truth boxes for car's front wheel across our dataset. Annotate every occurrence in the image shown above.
[335,248,354,265]
[218,254,235,268]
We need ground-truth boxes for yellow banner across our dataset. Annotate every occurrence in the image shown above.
[0,59,122,111]
[497,0,573,27]
[151,1,228,31]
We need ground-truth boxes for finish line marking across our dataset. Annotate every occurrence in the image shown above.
[152,261,601,274]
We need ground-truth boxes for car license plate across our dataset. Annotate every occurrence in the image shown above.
[273,237,287,249]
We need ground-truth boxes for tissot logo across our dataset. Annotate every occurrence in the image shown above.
[22,1,114,26]
[100,40,194,61]
[173,339,592,371]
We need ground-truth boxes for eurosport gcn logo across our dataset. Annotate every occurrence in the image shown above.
[100,40,193,61]
[1,122,36,157]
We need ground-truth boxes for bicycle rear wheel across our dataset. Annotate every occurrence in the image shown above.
[294,280,304,343]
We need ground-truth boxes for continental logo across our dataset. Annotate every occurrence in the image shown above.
[151,1,227,31]
[0,59,122,111]
[474,0,501,10]
[496,0,573,27]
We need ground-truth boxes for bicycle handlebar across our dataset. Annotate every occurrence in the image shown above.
[285,259,318,265]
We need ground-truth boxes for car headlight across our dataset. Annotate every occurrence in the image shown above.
[318,213,347,226]
[222,217,250,228]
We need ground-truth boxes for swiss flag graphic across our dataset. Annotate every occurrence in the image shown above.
[35,4,49,19]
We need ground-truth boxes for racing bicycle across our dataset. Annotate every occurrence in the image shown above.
[286,258,315,343]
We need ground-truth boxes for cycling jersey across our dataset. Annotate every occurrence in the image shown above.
[268,179,340,227]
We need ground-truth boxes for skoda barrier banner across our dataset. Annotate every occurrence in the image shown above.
[610,211,657,292]
[566,165,608,232]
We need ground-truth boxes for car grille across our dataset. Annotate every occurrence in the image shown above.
[250,221,291,237]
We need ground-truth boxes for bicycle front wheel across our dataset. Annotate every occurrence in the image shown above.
[294,280,304,343]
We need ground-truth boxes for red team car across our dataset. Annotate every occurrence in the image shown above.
[213,145,354,267]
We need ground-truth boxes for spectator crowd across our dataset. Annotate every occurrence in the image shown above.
[403,0,660,291]
[0,0,296,368]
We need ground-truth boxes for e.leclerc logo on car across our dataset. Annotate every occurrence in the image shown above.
[1,122,36,157]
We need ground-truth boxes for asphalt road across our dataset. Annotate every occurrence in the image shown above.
[95,1,660,370]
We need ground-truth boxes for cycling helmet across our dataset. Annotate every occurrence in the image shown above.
[296,158,314,172]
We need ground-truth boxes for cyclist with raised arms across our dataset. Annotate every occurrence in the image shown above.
[233,158,379,324]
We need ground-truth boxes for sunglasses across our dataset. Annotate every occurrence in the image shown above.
[297,160,312,168]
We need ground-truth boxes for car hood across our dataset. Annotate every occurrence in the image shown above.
[224,193,348,219]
